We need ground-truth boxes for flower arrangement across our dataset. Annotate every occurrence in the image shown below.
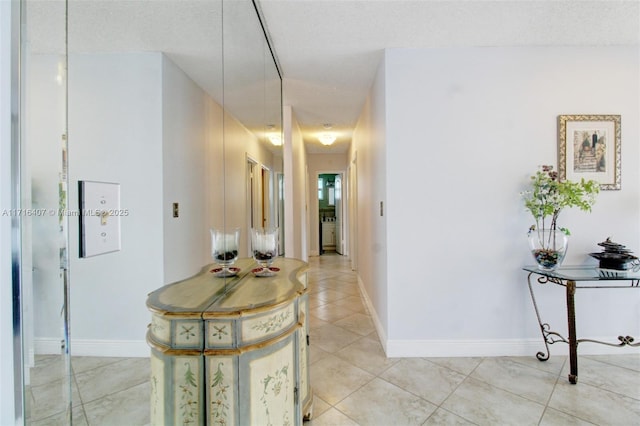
[522,165,599,269]
[523,165,599,232]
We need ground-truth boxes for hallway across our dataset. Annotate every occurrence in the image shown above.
[26,253,640,425]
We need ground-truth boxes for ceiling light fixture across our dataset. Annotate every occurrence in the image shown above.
[269,134,282,146]
[266,124,281,146]
[318,133,336,146]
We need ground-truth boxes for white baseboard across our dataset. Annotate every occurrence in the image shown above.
[34,330,638,361]
[35,338,149,358]
[355,275,388,349]
[354,277,639,359]
[385,338,545,358]
[37,335,633,360]
[385,338,640,358]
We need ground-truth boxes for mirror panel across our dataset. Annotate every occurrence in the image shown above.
[223,0,283,258]
[23,0,72,423]
[20,0,281,422]
[264,41,284,250]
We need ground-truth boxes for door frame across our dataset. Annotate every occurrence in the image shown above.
[314,170,347,256]
[348,154,358,270]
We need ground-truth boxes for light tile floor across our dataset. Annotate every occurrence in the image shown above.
[26,253,640,425]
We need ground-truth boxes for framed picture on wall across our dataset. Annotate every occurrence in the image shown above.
[558,114,621,190]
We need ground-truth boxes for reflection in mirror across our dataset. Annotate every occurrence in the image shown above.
[223,0,283,258]
[22,0,72,423]
[19,0,281,423]
[265,38,284,252]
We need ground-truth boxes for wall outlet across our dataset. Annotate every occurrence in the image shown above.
[173,202,179,218]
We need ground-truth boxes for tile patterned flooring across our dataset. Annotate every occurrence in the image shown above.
[26,253,640,425]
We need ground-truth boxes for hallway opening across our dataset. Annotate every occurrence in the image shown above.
[317,172,344,256]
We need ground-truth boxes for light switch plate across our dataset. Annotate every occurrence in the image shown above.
[79,181,121,258]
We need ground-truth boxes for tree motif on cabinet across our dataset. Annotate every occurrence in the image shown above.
[176,359,200,425]
[150,353,164,424]
[209,359,234,425]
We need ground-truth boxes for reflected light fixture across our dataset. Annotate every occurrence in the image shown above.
[56,61,65,86]
[269,134,282,146]
[318,132,336,146]
[266,124,282,146]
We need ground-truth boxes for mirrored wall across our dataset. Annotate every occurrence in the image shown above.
[19,0,282,423]
[21,0,71,423]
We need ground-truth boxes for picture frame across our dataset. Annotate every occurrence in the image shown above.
[558,115,621,190]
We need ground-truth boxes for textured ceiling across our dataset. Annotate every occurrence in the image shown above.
[259,0,640,153]
[26,1,640,154]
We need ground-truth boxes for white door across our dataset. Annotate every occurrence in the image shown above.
[335,174,343,254]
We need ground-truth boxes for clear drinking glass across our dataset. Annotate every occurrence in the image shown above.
[211,228,240,276]
[251,227,279,276]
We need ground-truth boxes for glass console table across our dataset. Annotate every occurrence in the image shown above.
[524,266,640,384]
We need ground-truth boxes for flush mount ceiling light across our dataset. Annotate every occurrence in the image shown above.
[318,132,336,146]
[269,134,282,146]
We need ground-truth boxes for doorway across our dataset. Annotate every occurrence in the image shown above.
[247,156,275,255]
[317,172,344,255]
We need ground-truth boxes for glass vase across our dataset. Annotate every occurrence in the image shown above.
[527,228,569,271]
[251,227,278,276]
[211,228,240,277]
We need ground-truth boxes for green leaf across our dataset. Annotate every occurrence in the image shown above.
[522,165,599,226]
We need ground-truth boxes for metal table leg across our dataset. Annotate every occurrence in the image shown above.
[566,280,578,384]
[526,269,640,385]
[527,273,551,361]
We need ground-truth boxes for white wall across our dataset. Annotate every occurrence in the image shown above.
[350,55,389,345]
[353,46,640,357]
[162,56,218,283]
[283,106,308,261]
[307,154,348,256]
[67,52,164,356]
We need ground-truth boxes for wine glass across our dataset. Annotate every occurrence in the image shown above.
[210,228,240,277]
[251,227,278,276]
